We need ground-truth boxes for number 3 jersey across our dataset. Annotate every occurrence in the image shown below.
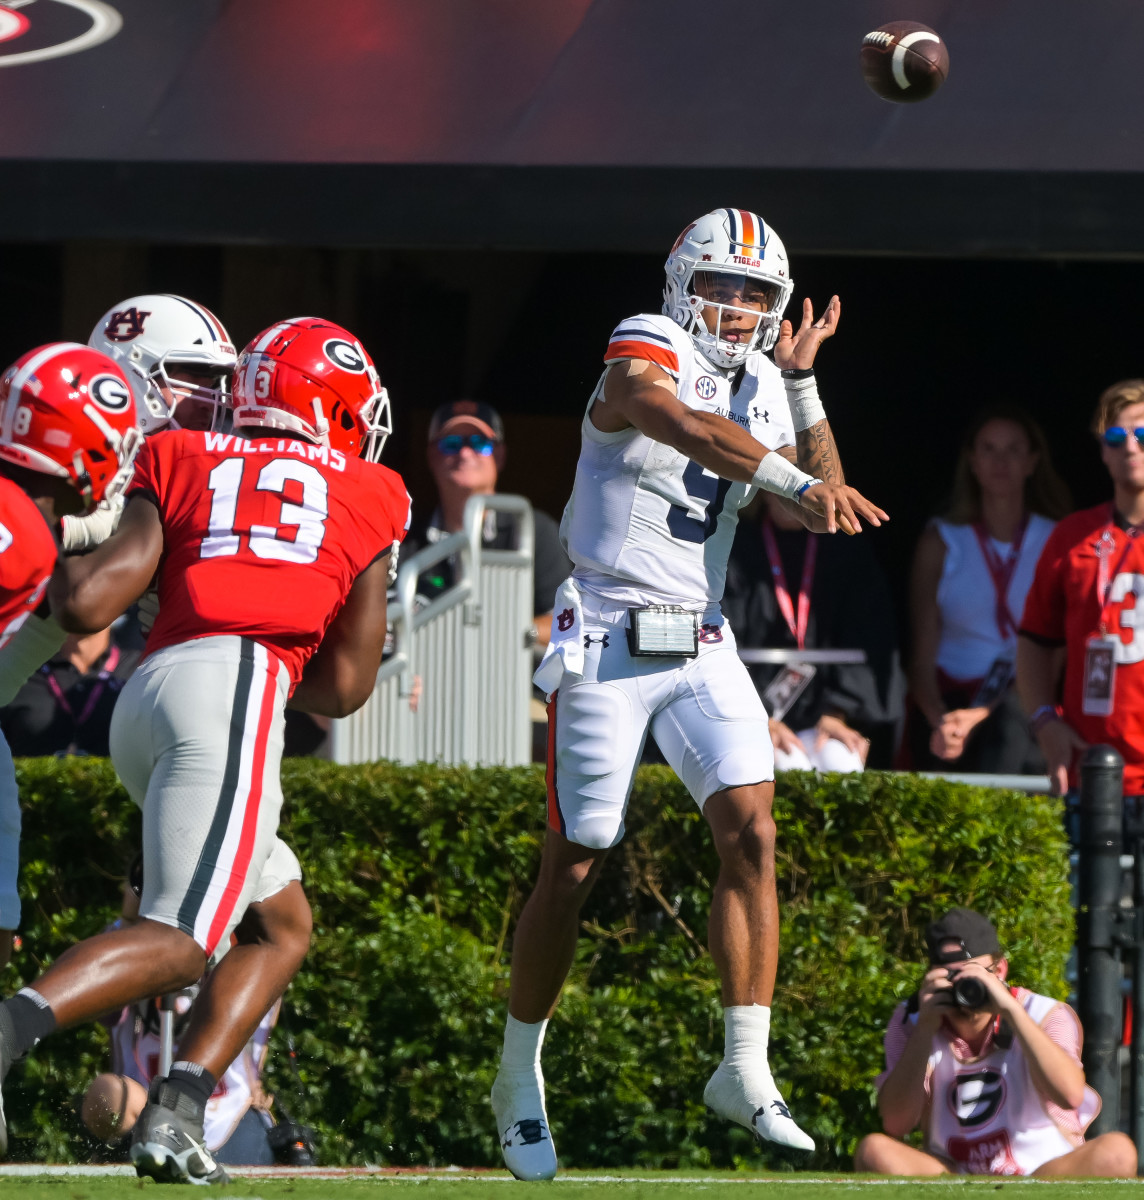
[128,430,411,687]
[560,312,795,607]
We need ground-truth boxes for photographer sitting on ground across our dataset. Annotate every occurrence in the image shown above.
[854,908,1136,1177]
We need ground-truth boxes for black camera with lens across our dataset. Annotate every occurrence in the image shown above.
[934,937,991,1011]
[267,1119,317,1167]
[949,971,989,1011]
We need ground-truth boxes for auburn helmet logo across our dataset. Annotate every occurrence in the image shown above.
[949,1069,1006,1127]
[104,307,150,343]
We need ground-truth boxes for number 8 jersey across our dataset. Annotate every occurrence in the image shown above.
[128,428,411,688]
[561,312,795,607]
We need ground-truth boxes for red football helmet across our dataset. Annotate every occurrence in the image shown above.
[0,342,142,511]
[232,318,391,461]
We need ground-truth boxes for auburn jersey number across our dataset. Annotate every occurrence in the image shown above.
[201,457,328,564]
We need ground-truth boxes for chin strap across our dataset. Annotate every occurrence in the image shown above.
[311,398,330,443]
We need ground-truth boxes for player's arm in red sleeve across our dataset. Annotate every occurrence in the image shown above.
[48,495,164,634]
[288,551,390,718]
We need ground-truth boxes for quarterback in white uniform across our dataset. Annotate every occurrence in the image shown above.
[491,208,887,1178]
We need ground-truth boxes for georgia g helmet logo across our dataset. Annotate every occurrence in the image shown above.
[103,306,150,343]
[323,338,366,373]
[949,1069,1006,1127]
[89,373,132,413]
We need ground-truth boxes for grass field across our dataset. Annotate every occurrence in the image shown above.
[0,1169,1142,1200]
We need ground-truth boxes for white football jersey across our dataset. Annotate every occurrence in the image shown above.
[561,313,795,607]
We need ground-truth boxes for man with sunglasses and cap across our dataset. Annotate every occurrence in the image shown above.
[1018,380,1144,805]
[855,907,1135,1177]
[406,400,571,648]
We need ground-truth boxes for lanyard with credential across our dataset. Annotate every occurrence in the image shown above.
[41,645,121,731]
[761,519,817,651]
[971,516,1028,640]
[1095,504,1143,633]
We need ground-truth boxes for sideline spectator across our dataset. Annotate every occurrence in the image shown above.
[0,624,138,758]
[1018,379,1144,802]
[905,408,1070,772]
[404,400,571,648]
[854,907,1135,1177]
[722,491,902,770]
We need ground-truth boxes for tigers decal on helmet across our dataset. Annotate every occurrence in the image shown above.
[231,317,392,462]
[0,343,142,510]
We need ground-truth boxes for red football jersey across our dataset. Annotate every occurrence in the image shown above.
[0,476,57,655]
[1020,502,1144,793]
[128,430,410,686]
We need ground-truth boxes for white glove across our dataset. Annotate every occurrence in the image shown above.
[60,494,124,553]
[137,588,160,636]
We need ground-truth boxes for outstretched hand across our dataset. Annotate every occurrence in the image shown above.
[799,482,888,535]
[774,296,840,371]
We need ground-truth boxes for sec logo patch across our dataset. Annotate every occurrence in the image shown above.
[695,376,717,400]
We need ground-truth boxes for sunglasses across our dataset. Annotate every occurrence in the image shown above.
[1103,426,1144,448]
[437,433,496,457]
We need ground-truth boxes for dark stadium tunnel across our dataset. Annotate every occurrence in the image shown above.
[0,240,1135,649]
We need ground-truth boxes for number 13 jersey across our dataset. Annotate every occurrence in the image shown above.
[561,312,795,607]
[128,429,411,687]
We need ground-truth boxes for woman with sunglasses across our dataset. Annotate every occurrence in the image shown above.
[905,407,1071,774]
[1020,379,1144,803]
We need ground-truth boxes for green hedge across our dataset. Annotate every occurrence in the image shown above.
[4,760,1071,1170]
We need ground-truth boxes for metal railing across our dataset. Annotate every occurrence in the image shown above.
[329,494,534,767]
[739,648,867,665]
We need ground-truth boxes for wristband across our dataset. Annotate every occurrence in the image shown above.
[781,369,827,432]
[751,451,818,501]
[1028,704,1063,736]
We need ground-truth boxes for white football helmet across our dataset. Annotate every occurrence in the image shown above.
[88,294,237,434]
[663,208,794,369]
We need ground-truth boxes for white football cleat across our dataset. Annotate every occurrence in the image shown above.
[704,1060,815,1152]
[490,1066,557,1180]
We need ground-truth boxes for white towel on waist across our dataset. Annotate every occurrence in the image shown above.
[533,577,584,697]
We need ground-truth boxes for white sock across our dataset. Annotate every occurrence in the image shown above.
[724,1004,770,1070]
[500,1014,548,1074]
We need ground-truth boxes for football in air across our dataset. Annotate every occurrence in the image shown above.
[859,21,949,103]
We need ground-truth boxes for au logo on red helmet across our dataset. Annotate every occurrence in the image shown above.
[104,306,150,343]
[0,0,123,68]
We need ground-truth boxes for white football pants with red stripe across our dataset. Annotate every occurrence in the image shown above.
[110,635,301,962]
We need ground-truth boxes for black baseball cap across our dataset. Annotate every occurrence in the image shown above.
[925,908,1001,964]
[428,399,504,443]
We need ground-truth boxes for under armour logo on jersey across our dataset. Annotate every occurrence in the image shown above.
[584,633,609,649]
[104,307,150,342]
[557,608,574,632]
[751,406,769,423]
